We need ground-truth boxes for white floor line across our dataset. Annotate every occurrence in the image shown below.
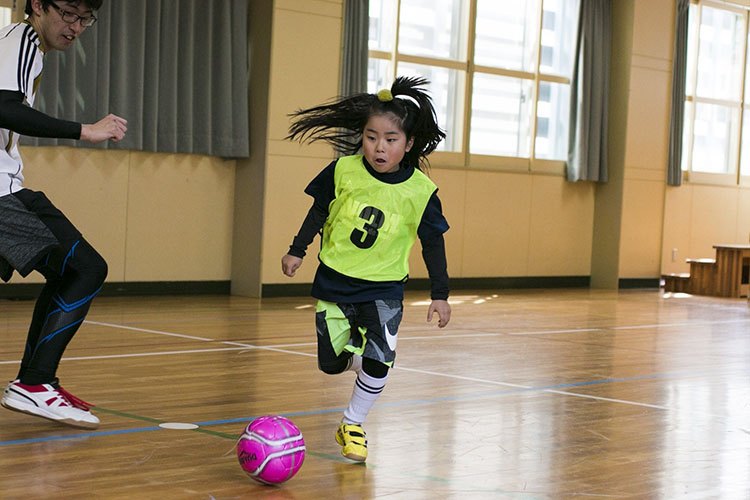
[509,328,601,336]
[610,318,749,330]
[44,318,740,416]
[0,346,247,364]
[85,321,215,341]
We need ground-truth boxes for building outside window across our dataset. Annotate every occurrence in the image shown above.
[683,0,750,186]
[368,0,579,173]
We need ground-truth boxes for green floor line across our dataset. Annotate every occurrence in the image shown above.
[92,406,539,499]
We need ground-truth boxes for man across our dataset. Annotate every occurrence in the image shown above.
[0,0,127,429]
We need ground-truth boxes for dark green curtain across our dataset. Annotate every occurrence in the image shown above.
[340,0,369,96]
[23,0,249,158]
[667,0,690,186]
[567,0,611,182]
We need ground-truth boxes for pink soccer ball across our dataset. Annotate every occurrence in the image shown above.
[237,415,306,485]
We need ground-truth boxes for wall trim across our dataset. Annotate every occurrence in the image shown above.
[618,278,661,289]
[0,281,231,301]
[261,276,592,298]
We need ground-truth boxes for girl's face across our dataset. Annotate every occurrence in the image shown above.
[362,113,414,173]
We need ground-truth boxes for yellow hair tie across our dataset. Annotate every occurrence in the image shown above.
[377,89,393,102]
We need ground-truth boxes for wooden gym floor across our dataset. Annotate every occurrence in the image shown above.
[0,288,748,499]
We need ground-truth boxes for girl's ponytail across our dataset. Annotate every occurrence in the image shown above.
[287,76,445,170]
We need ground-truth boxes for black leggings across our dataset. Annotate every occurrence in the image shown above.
[13,190,107,385]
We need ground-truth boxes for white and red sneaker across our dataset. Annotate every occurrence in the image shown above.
[1,380,99,429]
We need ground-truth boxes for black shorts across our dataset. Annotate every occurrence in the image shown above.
[315,299,403,367]
[0,189,82,282]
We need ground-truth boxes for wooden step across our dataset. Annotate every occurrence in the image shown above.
[663,273,690,293]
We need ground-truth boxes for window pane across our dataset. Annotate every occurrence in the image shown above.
[681,101,693,171]
[0,8,10,26]
[368,58,393,95]
[695,6,745,101]
[475,0,539,71]
[399,0,468,61]
[539,0,579,77]
[397,62,465,152]
[685,3,699,96]
[470,73,534,157]
[535,81,570,160]
[369,0,397,52]
[690,102,740,174]
[741,108,750,176]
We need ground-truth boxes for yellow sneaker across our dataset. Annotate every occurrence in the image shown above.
[335,423,368,462]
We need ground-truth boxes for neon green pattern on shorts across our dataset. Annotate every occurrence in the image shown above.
[316,300,366,356]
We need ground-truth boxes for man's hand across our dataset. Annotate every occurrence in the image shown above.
[427,299,451,328]
[282,254,303,277]
[80,114,127,143]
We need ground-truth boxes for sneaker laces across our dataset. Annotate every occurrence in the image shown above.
[57,386,94,411]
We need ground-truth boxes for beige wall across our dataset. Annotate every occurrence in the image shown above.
[6,147,235,285]
[661,184,750,275]
[617,0,672,279]
[260,0,345,286]
[5,0,748,295]
[656,0,750,276]
[261,0,597,288]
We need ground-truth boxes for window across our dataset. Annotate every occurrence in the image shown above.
[368,0,579,171]
[0,6,11,26]
[683,0,750,185]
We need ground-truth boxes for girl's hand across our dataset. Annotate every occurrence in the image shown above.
[427,299,451,328]
[281,254,303,277]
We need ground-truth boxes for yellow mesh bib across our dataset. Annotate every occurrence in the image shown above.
[319,155,436,282]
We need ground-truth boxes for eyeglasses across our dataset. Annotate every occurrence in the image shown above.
[48,1,97,27]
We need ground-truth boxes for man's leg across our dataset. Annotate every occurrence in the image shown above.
[2,190,105,428]
[20,238,107,385]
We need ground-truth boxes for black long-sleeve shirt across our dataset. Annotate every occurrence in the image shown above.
[0,90,81,139]
[288,158,450,302]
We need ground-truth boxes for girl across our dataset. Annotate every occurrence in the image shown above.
[281,76,451,462]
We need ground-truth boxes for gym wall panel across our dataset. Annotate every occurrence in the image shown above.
[689,185,740,260]
[622,66,670,174]
[738,189,750,245]
[266,3,344,145]
[261,0,344,287]
[124,152,235,282]
[407,167,468,279]
[262,155,332,285]
[8,146,130,284]
[661,184,692,276]
[3,148,235,287]
[460,171,532,278]
[619,179,665,278]
[631,0,674,62]
[527,175,595,277]
[610,0,671,281]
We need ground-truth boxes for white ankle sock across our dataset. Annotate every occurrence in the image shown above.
[342,370,387,424]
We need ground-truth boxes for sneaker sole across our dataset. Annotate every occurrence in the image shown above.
[1,398,100,430]
[336,429,367,462]
[342,450,367,462]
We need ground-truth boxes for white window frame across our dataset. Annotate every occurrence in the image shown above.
[683,0,750,186]
[368,0,576,175]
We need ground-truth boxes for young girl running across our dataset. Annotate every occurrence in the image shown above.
[281,76,451,462]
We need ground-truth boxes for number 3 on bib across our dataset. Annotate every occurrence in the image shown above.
[350,206,384,249]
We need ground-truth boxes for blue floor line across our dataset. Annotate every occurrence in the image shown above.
[0,370,683,447]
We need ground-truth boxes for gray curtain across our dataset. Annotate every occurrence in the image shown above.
[667,0,690,186]
[567,0,611,183]
[23,0,249,158]
[340,0,369,96]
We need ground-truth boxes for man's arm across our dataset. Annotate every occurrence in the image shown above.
[0,90,80,138]
[0,90,127,143]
